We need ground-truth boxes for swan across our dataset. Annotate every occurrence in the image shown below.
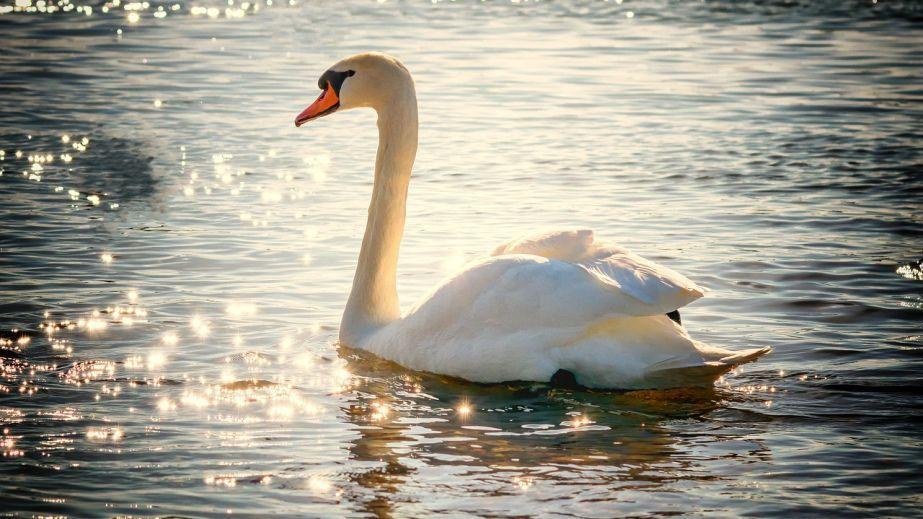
[294,52,769,389]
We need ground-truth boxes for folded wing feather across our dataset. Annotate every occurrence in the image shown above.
[491,229,706,315]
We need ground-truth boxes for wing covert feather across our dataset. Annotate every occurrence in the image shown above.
[491,229,705,314]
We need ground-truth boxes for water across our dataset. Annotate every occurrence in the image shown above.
[1,0,922,516]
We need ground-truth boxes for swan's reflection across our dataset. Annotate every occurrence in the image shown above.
[336,347,767,515]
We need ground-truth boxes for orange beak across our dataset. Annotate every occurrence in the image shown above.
[295,82,339,127]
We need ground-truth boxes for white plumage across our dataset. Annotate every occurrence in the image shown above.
[364,229,768,389]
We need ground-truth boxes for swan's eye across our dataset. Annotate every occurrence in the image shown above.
[318,69,356,94]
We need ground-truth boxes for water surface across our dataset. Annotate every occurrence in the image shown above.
[1,0,922,516]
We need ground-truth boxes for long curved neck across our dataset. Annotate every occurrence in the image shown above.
[341,88,418,344]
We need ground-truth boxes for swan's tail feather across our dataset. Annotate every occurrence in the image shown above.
[643,346,772,388]
[644,361,734,388]
[717,346,772,366]
[558,316,771,389]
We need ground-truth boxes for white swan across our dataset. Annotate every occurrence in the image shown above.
[294,52,769,389]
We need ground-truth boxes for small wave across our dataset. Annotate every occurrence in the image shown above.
[815,382,923,397]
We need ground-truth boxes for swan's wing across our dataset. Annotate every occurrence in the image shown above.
[582,246,705,314]
[406,255,667,332]
[492,229,705,314]
[373,255,674,382]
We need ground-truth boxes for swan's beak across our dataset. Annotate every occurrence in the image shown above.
[295,82,339,127]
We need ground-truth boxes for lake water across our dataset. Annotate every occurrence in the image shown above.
[1,0,922,517]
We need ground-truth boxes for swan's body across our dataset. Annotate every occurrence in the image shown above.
[295,52,769,389]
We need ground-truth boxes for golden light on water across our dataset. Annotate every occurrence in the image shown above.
[302,155,330,183]
[181,391,209,409]
[267,403,295,421]
[86,427,124,442]
[291,352,314,370]
[513,475,534,491]
[146,351,167,370]
[85,428,107,440]
[83,317,107,332]
[896,263,923,280]
[329,367,354,393]
[220,368,235,384]
[370,400,390,421]
[157,397,176,412]
[162,331,179,346]
[189,315,210,338]
[204,475,237,488]
[1,433,23,458]
[456,401,472,417]
[225,302,258,318]
[307,476,332,494]
[568,413,592,428]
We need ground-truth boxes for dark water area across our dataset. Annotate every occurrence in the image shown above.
[1,0,922,517]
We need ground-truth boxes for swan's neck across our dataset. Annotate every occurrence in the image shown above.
[341,90,418,344]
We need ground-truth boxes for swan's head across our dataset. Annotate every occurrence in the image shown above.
[294,52,414,127]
